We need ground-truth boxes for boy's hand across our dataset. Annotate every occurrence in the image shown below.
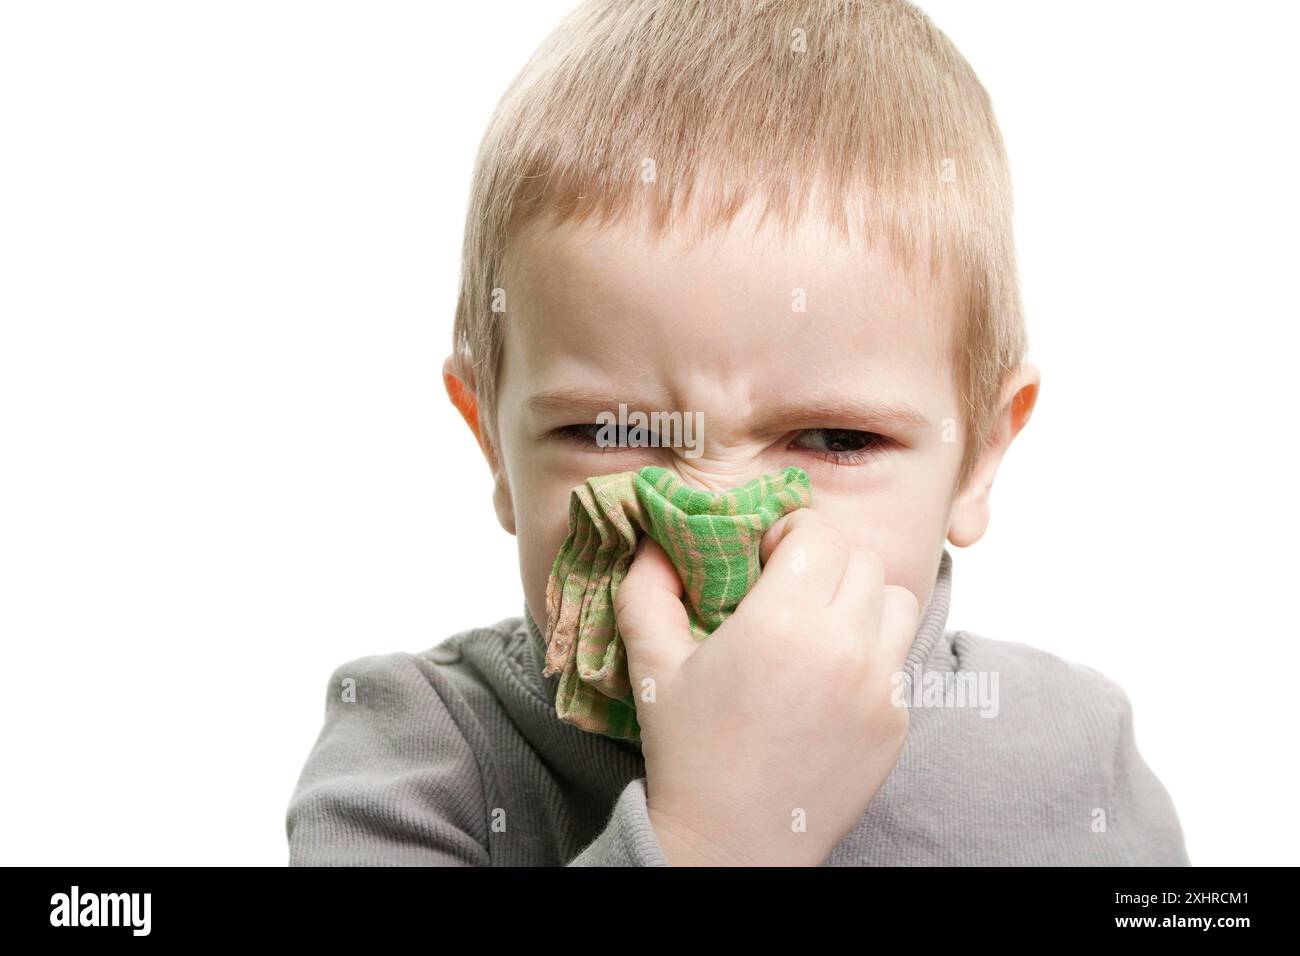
[614,508,919,867]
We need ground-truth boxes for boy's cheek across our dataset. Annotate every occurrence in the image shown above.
[514,480,586,627]
[814,494,946,600]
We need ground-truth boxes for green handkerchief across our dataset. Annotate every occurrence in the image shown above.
[542,466,813,742]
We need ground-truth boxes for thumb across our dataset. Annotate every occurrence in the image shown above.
[613,537,698,685]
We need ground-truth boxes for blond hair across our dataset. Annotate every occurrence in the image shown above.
[452,0,1025,487]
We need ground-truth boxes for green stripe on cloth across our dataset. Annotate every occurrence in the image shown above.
[542,466,813,741]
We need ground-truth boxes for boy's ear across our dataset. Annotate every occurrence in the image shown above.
[442,354,516,535]
[947,362,1040,548]
[442,353,485,454]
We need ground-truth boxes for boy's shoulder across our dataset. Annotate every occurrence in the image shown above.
[889,630,1190,866]
[330,614,524,664]
[288,618,535,866]
[315,615,533,705]
[928,628,1161,792]
[944,627,1135,708]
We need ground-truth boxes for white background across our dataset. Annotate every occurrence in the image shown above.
[2,1,1296,866]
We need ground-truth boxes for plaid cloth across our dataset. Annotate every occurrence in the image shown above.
[542,466,813,741]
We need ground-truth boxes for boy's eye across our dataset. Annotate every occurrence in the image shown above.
[552,423,644,449]
[552,424,888,464]
[555,423,600,442]
[789,429,889,464]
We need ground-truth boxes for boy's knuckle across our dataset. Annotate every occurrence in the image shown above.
[613,581,646,630]
[864,690,910,743]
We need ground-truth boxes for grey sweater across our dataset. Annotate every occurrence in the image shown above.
[285,551,1190,865]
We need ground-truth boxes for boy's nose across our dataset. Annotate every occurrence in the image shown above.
[665,449,775,496]
[646,385,777,493]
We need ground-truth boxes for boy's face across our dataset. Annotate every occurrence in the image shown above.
[488,204,980,630]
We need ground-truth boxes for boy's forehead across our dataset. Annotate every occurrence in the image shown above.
[501,207,959,408]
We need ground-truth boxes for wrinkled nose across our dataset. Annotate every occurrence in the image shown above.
[665,446,776,496]
[648,382,781,493]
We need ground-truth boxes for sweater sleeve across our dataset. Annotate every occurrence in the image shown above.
[567,776,670,866]
[1105,681,1192,866]
[285,652,492,866]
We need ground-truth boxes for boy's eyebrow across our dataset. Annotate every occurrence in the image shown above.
[525,386,673,418]
[755,396,932,431]
[526,387,931,430]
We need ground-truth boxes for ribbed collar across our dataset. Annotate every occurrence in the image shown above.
[523,548,954,742]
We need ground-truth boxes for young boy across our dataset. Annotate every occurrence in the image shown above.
[286,0,1189,866]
